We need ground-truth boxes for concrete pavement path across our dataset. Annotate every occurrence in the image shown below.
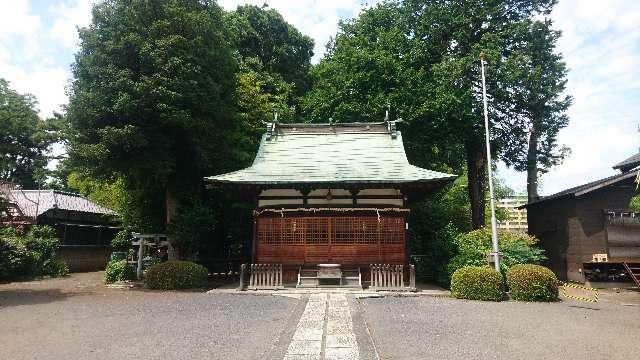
[283,293,361,360]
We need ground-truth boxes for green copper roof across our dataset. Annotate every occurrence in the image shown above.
[205,122,456,186]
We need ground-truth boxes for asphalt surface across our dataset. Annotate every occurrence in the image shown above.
[2,273,639,360]
[0,273,298,360]
[359,296,640,360]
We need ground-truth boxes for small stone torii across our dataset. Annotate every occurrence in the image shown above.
[131,233,173,279]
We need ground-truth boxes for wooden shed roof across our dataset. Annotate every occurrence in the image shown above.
[522,170,637,208]
[205,122,456,187]
[613,152,640,172]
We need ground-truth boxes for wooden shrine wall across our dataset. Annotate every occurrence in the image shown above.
[255,215,407,265]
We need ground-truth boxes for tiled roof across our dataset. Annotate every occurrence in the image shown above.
[523,170,638,207]
[613,152,640,171]
[5,190,116,218]
[206,122,456,186]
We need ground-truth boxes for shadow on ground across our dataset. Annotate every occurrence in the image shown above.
[0,288,84,307]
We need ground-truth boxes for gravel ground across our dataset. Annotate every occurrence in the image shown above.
[0,273,299,360]
[360,296,640,360]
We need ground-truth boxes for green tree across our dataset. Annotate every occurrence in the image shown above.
[225,4,314,96]
[225,5,314,165]
[66,0,237,230]
[498,19,571,202]
[302,2,464,172]
[0,79,57,188]
[304,0,561,228]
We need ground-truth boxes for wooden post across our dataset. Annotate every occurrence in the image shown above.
[238,264,246,291]
[137,238,145,279]
[409,264,416,291]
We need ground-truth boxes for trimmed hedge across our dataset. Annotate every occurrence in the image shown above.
[447,228,546,279]
[450,266,504,301]
[144,261,208,290]
[104,260,136,283]
[506,264,558,302]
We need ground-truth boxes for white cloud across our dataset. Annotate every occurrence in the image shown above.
[50,0,97,49]
[0,0,41,41]
[0,0,97,117]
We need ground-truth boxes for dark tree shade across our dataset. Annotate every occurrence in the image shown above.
[224,5,315,167]
[225,4,314,95]
[66,0,237,200]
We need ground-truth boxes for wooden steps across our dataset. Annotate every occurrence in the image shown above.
[623,262,640,287]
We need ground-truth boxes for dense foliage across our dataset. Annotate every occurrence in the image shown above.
[501,19,572,202]
[65,0,237,238]
[144,260,208,290]
[629,194,640,213]
[104,259,136,283]
[166,203,217,258]
[111,229,132,250]
[4,1,572,272]
[303,0,569,228]
[506,264,558,301]
[0,79,59,188]
[447,228,546,279]
[450,266,504,301]
[0,226,69,281]
[225,5,314,97]
[225,5,314,165]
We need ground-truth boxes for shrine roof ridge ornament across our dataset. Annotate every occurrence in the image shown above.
[205,119,457,187]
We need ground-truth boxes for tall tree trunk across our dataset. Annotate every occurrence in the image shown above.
[466,143,486,229]
[526,128,539,203]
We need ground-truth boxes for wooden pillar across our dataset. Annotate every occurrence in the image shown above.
[300,187,311,207]
[252,215,257,264]
[348,188,361,206]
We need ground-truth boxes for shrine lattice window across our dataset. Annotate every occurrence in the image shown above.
[257,216,405,245]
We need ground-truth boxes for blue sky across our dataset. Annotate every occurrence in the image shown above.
[1,0,639,195]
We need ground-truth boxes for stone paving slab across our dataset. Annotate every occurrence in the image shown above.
[325,334,357,348]
[283,355,322,360]
[287,340,322,356]
[324,347,359,360]
[292,328,324,341]
[283,293,360,360]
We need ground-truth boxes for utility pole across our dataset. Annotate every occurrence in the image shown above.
[480,53,501,272]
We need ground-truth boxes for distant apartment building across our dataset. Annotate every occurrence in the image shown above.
[497,195,528,233]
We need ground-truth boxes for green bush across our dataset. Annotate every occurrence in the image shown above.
[450,266,504,301]
[111,229,132,250]
[110,251,127,261]
[104,260,136,283]
[0,225,69,281]
[448,228,546,278]
[144,261,208,290]
[46,258,70,277]
[506,264,559,302]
